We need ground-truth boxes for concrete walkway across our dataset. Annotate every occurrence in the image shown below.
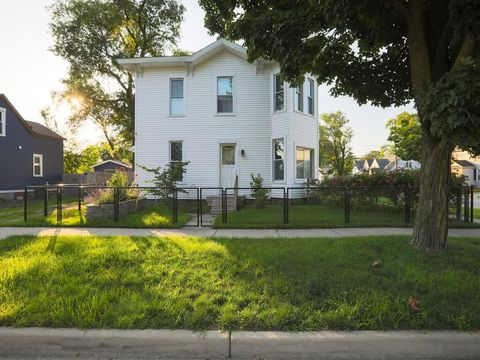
[0,226,479,239]
[0,327,479,359]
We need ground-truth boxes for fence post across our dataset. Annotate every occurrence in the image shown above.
[78,187,82,217]
[456,187,462,221]
[404,187,411,223]
[113,187,119,222]
[56,187,63,223]
[24,187,28,222]
[222,189,227,224]
[44,187,48,217]
[283,188,288,224]
[344,187,350,223]
[171,188,178,224]
[200,188,203,227]
[464,186,469,223]
[196,188,200,227]
[470,185,474,223]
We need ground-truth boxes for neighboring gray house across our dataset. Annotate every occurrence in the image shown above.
[92,159,132,173]
[0,94,64,193]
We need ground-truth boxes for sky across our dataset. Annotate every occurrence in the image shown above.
[0,0,414,156]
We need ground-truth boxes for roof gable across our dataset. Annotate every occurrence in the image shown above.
[0,94,65,141]
[117,39,250,72]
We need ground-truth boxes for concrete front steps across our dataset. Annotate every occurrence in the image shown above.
[206,195,242,215]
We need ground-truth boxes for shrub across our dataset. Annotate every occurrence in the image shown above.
[140,162,190,203]
[106,169,138,202]
[250,173,269,209]
[84,188,114,205]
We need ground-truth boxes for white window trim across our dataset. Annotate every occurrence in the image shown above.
[294,145,314,183]
[33,154,43,177]
[272,138,286,183]
[216,75,236,116]
[168,140,185,184]
[0,108,6,137]
[273,73,285,113]
[169,78,185,117]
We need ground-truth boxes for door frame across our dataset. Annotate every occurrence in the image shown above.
[219,142,239,188]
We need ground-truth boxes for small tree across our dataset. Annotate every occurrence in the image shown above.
[250,174,269,209]
[141,162,189,203]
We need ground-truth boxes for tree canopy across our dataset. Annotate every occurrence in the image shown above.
[50,0,185,147]
[199,0,480,251]
[319,112,354,176]
[387,112,422,162]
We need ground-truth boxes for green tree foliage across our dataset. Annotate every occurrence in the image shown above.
[64,143,132,174]
[49,0,185,148]
[140,162,190,202]
[319,112,354,175]
[199,0,480,251]
[387,113,422,162]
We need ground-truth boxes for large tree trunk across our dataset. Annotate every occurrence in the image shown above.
[411,131,452,251]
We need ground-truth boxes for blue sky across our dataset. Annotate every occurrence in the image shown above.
[0,0,414,156]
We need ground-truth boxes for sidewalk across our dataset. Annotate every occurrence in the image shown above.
[0,327,479,359]
[0,226,479,239]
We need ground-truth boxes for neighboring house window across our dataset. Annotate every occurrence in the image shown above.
[170,79,184,115]
[295,83,303,112]
[0,108,5,136]
[274,74,284,111]
[217,76,233,113]
[33,154,43,177]
[273,138,285,181]
[296,146,313,180]
[307,79,314,115]
[169,141,183,181]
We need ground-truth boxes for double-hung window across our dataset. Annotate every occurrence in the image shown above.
[273,138,285,181]
[170,79,184,115]
[0,108,6,136]
[169,141,183,181]
[273,74,284,111]
[33,154,43,177]
[217,76,233,113]
[307,79,314,115]
[296,146,313,180]
[295,84,304,112]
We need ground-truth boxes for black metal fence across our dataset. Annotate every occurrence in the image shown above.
[22,184,476,227]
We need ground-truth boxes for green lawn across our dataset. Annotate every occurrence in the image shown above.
[0,201,190,228]
[214,204,478,228]
[0,234,479,330]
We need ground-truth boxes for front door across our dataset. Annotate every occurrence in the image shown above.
[220,144,237,188]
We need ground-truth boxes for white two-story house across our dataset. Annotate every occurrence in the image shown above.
[118,39,318,189]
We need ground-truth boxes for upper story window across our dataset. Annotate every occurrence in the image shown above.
[33,154,43,177]
[296,146,313,180]
[273,138,285,181]
[169,141,183,181]
[307,79,314,115]
[170,79,184,115]
[217,76,233,113]
[274,74,284,111]
[294,83,304,112]
[0,108,6,136]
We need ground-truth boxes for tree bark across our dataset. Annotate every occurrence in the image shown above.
[410,130,452,251]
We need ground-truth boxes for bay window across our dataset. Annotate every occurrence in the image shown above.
[296,146,313,180]
[273,138,285,181]
[274,74,284,111]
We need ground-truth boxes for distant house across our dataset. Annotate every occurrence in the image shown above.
[0,94,64,194]
[92,159,132,173]
[451,160,480,187]
[352,157,420,175]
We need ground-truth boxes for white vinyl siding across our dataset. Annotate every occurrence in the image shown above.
[169,79,184,115]
[0,108,5,136]
[33,154,43,177]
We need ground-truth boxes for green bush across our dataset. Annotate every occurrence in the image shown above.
[250,174,269,209]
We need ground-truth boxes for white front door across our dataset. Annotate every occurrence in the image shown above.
[220,144,237,188]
